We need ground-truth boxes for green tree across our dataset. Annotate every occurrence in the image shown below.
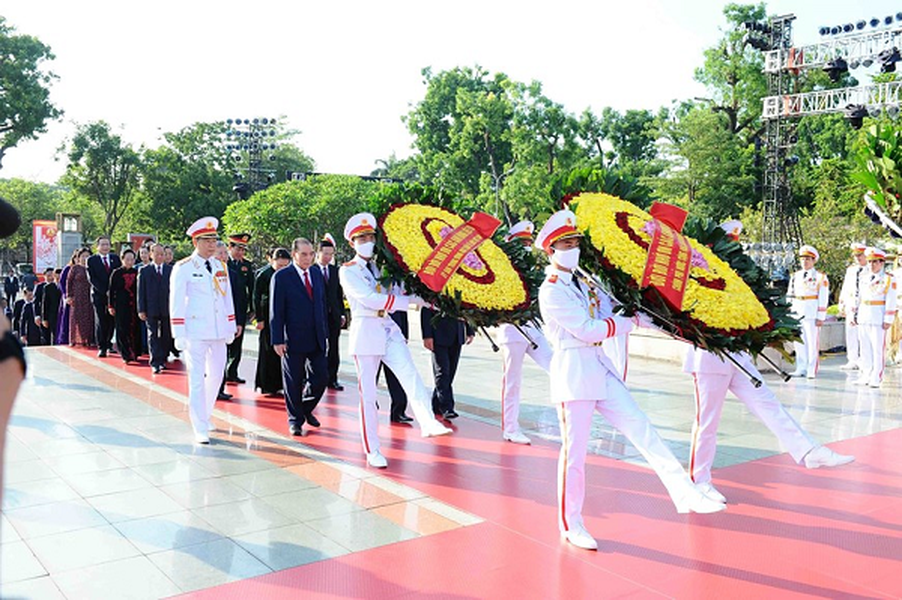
[0,178,65,263]
[222,175,377,257]
[0,17,62,170]
[61,121,142,237]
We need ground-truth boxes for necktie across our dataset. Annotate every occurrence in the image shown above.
[157,266,162,277]
[322,265,329,283]
[103,256,110,272]
[304,270,313,298]
[205,260,212,274]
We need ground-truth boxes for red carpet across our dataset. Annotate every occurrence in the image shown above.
[55,348,902,598]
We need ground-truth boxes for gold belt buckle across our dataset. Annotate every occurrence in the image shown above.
[377,310,385,317]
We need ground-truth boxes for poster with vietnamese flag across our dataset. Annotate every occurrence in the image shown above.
[33,220,59,274]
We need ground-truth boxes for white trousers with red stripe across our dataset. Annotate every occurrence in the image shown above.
[792,319,820,376]
[688,369,815,485]
[859,323,888,386]
[556,373,696,533]
[845,320,861,367]
[183,339,227,437]
[500,339,552,436]
[352,338,437,456]
[602,334,629,381]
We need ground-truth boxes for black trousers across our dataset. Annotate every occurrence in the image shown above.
[226,328,245,379]
[327,328,341,385]
[431,342,462,414]
[146,315,172,368]
[93,296,115,351]
[44,316,58,345]
[282,348,328,426]
[380,364,408,418]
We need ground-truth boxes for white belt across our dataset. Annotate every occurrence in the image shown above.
[554,338,603,350]
[351,309,387,318]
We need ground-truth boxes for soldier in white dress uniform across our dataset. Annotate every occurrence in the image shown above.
[536,210,725,552]
[853,247,897,388]
[683,347,855,502]
[338,213,452,469]
[495,221,553,445]
[787,245,829,378]
[169,217,238,444]
[839,243,868,370]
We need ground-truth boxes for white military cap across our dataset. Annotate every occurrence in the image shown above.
[343,213,378,242]
[865,247,887,261]
[720,219,743,241]
[850,242,867,255]
[535,210,582,254]
[505,220,535,242]
[186,216,219,239]
[798,244,819,261]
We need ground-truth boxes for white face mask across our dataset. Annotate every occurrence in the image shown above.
[355,240,375,259]
[553,246,580,270]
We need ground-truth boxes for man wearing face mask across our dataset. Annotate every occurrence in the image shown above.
[536,209,725,552]
[339,213,452,469]
[494,220,553,445]
[787,245,829,379]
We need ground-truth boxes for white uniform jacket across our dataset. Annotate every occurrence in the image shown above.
[838,264,865,318]
[787,268,828,321]
[682,346,754,376]
[856,270,897,326]
[339,256,410,356]
[538,266,634,402]
[169,252,237,341]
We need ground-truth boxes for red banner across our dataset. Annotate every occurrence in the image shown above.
[33,220,59,275]
[418,212,501,292]
[641,221,691,311]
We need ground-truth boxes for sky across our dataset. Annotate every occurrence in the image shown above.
[2,0,898,184]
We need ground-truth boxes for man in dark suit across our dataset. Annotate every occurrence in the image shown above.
[138,243,173,374]
[13,288,43,346]
[421,306,474,420]
[4,272,19,307]
[271,238,329,436]
[315,236,345,390]
[32,268,54,345]
[225,234,255,384]
[37,269,62,345]
[86,235,121,357]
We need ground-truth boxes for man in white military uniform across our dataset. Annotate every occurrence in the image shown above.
[495,221,553,445]
[684,347,855,502]
[170,217,238,444]
[787,245,829,379]
[839,243,868,370]
[536,209,724,552]
[854,247,897,388]
[339,213,452,468]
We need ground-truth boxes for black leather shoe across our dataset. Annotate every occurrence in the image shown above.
[305,414,321,428]
[98,350,107,358]
[226,376,246,384]
[152,365,162,374]
[442,409,459,420]
[217,391,233,401]
[289,424,303,436]
[328,382,344,391]
[391,414,414,423]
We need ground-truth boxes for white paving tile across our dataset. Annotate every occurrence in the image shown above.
[26,524,142,574]
[52,555,181,599]
[147,538,270,593]
[113,510,223,554]
[0,540,47,583]
[86,487,186,523]
[4,498,108,540]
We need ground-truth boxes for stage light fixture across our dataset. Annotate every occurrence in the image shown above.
[844,104,868,129]
[879,47,901,73]
[842,23,854,33]
[868,105,882,118]
[888,105,901,118]
[823,57,849,82]
[857,20,866,29]
[871,18,880,27]
[850,58,861,69]
[863,57,874,67]
[886,15,894,25]
[819,26,830,35]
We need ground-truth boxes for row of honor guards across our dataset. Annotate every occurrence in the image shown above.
[172,210,855,552]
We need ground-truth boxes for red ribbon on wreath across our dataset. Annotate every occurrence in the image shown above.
[417,212,501,292]
[641,203,692,311]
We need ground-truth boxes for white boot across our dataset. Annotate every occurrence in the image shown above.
[563,525,597,551]
[804,446,855,469]
[696,481,727,504]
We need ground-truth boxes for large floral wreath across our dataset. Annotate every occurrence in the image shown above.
[569,192,800,355]
[369,185,542,328]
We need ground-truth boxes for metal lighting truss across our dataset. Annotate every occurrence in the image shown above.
[763,80,902,119]
[763,25,902,73]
